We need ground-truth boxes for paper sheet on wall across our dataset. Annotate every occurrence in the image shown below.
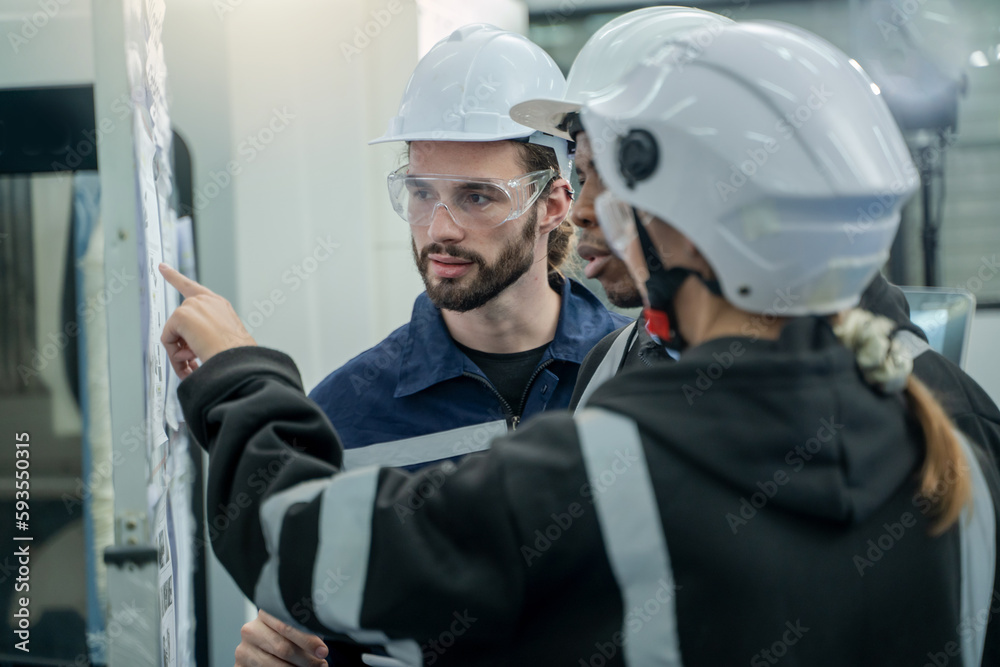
[123,0,196,663]
[166,430,195,666]
[161,207,182,432]
[134,111,169,488]
[155,493,177,667]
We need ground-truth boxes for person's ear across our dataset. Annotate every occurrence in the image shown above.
[537,178,572,235]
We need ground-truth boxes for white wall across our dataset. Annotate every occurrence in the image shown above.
[216,0,416,392]
[966,309,1000,407]
[0,0,93,88]
[162,0,239,306]
[214,0,529,391]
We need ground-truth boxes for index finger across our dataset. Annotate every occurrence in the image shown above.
[159,263,213,299]
[258,610,328,659]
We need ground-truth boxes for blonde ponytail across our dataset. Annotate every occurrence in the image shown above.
[834,309,971,535]
[904,376,972,535]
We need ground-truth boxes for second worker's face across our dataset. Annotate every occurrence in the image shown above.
[570,132,643,309]
[406,140,546,313]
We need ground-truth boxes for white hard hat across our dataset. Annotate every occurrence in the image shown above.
[510,7,734,141]
[370,24,572,177]
[582,21,919,316]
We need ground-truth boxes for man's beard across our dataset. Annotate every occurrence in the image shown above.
[413,212,539,312]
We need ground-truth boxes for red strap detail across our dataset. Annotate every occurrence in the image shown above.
[643,308,672,341]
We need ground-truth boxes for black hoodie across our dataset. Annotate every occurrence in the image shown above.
[180,315,999,665]
[862,274,1000,474]
[575,273,1000,479]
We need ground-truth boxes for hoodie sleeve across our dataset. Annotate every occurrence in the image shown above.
[176,347,529,657]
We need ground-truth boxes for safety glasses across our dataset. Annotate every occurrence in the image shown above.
[386,165,556,230]
[594,190,655,257]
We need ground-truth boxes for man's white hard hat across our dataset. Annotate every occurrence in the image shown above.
[370,23,571,177]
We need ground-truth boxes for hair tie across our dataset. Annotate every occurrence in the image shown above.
[833,309,913,394]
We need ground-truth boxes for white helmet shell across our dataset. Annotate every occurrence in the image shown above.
[510,7,734,140]
[582,21,919,316]
[371,24,564,143]
[371,24,572,177]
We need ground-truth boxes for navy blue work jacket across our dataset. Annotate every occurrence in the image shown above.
[308,277,631,470]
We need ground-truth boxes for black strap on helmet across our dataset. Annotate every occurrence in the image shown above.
[633,207,722,350]
[558,111,585,141]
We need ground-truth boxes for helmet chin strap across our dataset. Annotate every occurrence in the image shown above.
[633,208,721,351]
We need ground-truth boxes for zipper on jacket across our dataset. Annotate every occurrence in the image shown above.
[463,357,554,431]
[462,372,517,429]
[513,358,555,427]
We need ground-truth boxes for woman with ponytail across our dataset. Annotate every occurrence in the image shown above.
[159,18,998,667]
[577,19,999,664]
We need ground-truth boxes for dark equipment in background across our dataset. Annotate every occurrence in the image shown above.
[0,85,208,667]
[850,0,969,287]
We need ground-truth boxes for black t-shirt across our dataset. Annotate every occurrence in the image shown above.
[454,340,550,416]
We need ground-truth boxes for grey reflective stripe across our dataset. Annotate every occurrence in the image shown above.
[311,467,422,664]
[956,432,997,667]
[255,469,422,664]
[574,325,637,415]
[343,419,507,469]
[310,466,380,631]
[255,478,332,619]
[576,408,682,666]
[895,330,932,360]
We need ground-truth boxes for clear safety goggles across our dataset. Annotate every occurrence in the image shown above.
[386,165,556,230]
[594,190,656,258]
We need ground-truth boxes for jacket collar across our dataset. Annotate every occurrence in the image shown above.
[394,276,621,398]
